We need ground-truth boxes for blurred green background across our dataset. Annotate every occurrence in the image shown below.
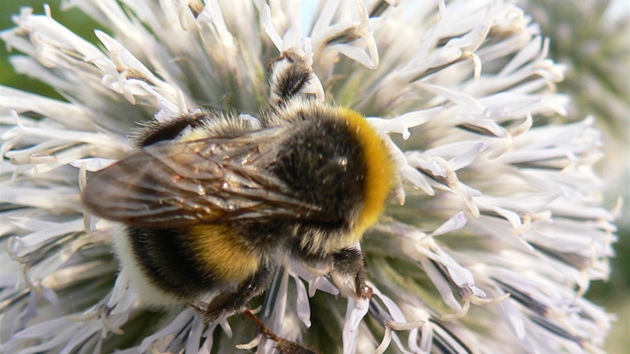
[1,0,628,352]
[0,0,101,100]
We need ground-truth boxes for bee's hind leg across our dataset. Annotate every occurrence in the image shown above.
[198,264,274,324]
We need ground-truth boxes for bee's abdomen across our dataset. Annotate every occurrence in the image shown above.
[126,227,215,299]
[125,224,263,300]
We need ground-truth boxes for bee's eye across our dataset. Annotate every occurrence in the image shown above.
[334,157,348,170]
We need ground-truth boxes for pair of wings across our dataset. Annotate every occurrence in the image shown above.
[81,127,321,228]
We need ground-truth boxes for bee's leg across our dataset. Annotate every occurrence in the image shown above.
[268,50,323,105]
[242,309,320,354]
[201,264,274,323]
[331,247,373,299]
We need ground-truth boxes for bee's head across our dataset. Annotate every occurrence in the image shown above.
[271,103,396,240]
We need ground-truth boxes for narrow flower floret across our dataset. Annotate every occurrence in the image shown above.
[0,1,618,353]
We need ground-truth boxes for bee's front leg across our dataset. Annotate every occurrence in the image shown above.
[331,247,373,299]
[268,49,323,105]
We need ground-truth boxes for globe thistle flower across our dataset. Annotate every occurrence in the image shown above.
[520,0,629,219]
[519,1,629,352]
[0,1,617,353]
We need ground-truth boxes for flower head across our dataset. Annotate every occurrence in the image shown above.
[0,1,617,353]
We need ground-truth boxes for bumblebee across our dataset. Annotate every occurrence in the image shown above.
[81,50,396,324]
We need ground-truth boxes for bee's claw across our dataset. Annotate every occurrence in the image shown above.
[357,283,373,299]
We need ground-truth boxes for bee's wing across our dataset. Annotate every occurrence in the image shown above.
[81,127,320,228]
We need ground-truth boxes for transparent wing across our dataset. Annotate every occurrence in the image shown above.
[81,127,320,228]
